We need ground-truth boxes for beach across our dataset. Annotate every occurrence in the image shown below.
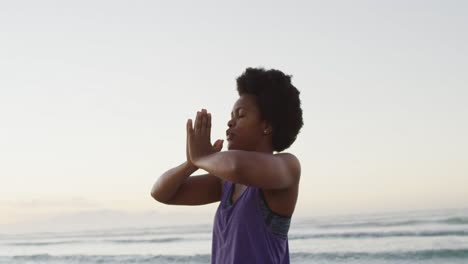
[1,207,467,263]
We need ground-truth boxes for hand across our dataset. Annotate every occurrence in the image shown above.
[186,108,223,165]
[186,118,196,168]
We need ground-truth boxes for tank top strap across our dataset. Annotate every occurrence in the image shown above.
[221,180,234,207]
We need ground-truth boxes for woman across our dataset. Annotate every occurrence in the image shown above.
[151,67,303,263]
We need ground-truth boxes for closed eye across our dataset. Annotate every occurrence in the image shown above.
[231,107,246,119]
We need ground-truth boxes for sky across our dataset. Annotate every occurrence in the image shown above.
[0,0,467,232]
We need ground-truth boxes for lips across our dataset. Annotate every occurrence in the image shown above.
[226,130,235,141]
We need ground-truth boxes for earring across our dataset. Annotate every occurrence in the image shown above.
[264,129,268,135]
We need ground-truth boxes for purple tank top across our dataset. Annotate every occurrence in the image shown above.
[211,181,290,264]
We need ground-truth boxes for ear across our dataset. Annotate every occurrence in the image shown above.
[262,120,273,135]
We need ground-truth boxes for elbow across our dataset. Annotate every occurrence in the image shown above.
[150,186,168,204]
[151,191,171,204]
[150,187,159,201]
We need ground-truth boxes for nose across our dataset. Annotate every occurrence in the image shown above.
[227,118,234,128]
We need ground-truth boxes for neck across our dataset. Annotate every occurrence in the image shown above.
[255,139,274,154]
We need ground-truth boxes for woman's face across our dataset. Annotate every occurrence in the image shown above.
[226,94,267,151]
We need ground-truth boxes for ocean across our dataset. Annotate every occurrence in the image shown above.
[1,208,467,263]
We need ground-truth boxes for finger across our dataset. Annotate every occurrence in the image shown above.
[201,110,207,135]
[186,119,191,156]
[194,111,201,134]
[207,112,212,142]
[214,139,224,152]
[187,118,193,135]
[200,108,207,135]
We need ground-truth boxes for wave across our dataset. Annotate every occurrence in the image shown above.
[3,254,211,263]
[292,248,468,260]
[3,249,468,263]
[315,216,468,229]
[1,225,212,241]
[6,229,467,247]
[108,237,183,243]
[7,240,82,246]
[5,237,188,246]
[289,229,468,240]
[445,217,468,225]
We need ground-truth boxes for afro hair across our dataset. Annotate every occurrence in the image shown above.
[236,67,303,152]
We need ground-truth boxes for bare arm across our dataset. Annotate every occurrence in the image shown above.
[193,151,301,190]
[187,108,300,190]
[150,161,222,205]
[151,108,224,205]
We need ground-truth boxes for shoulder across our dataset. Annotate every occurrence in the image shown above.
[275,152,301,183]
[276,152,300,163]
[275,153,301,171]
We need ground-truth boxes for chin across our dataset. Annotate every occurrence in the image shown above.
[227,142,239,150]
